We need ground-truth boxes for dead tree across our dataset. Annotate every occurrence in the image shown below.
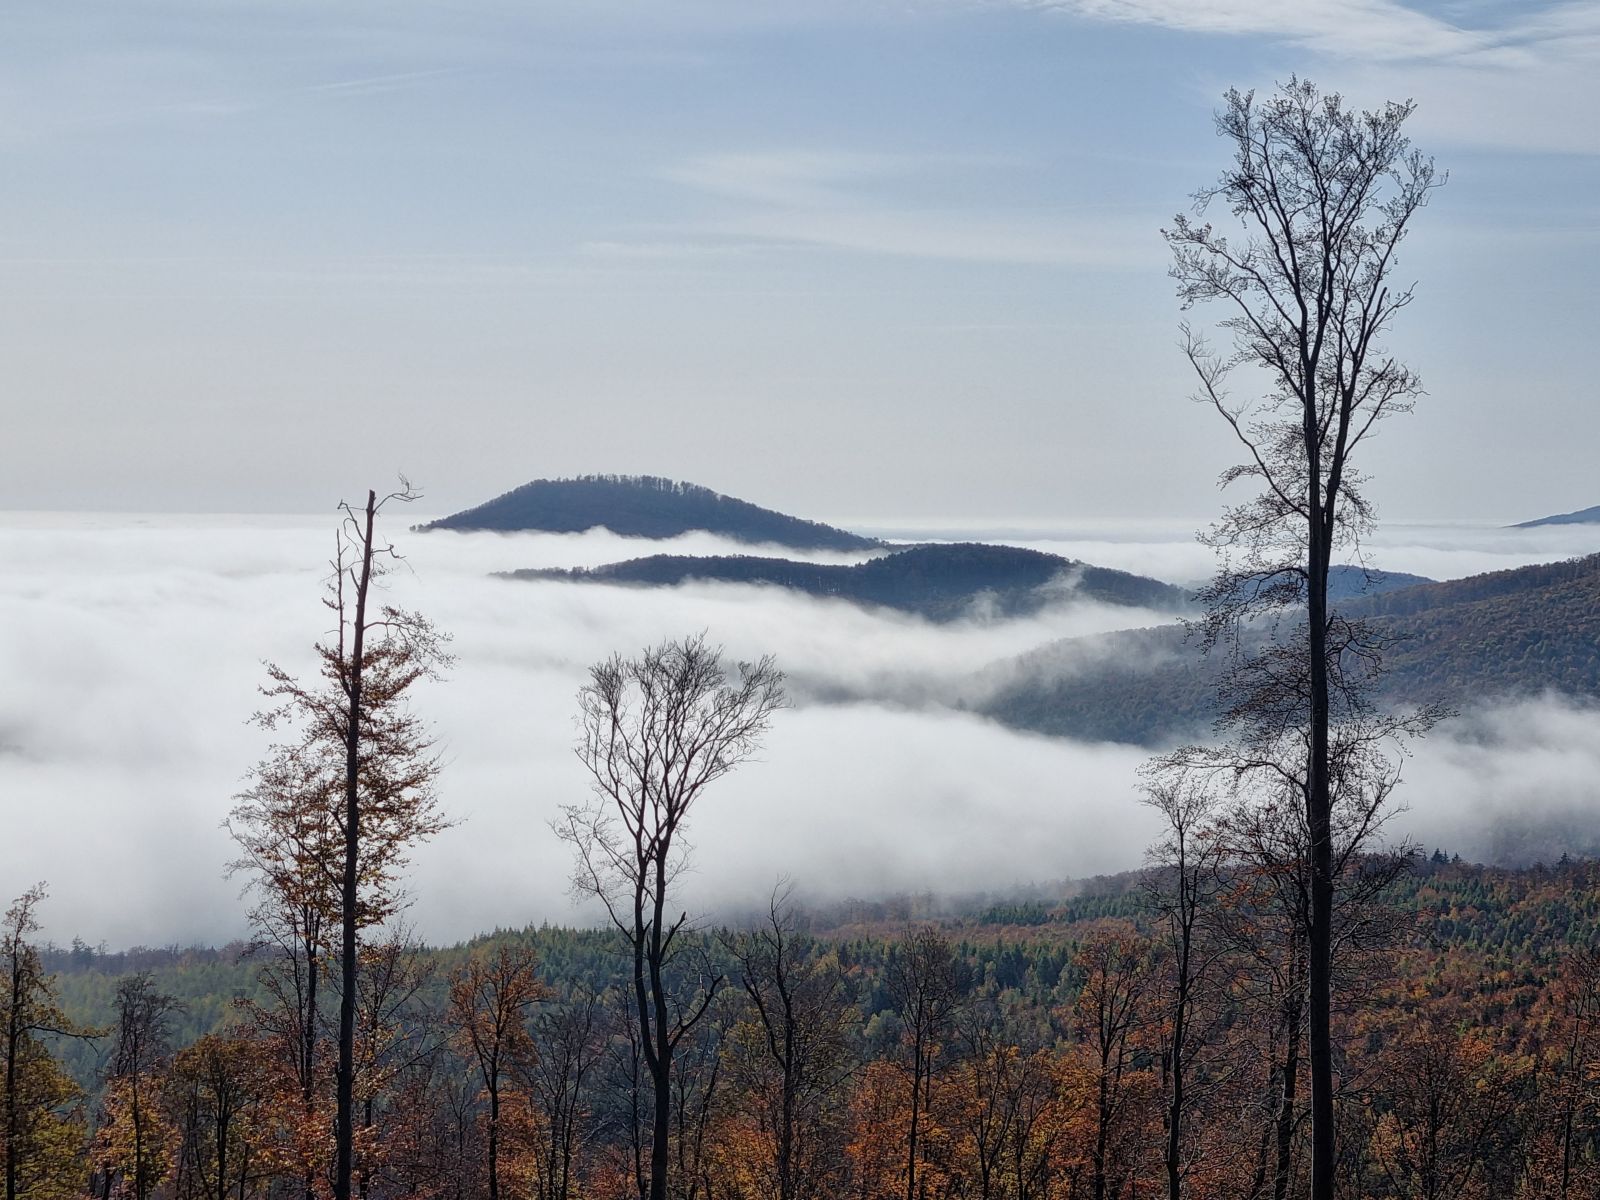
[559,633,784,1200]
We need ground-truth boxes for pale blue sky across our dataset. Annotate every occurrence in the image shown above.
[2,0,1596,521]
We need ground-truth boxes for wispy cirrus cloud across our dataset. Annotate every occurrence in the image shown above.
[1022,0,1521,63]
[618,149,1160,268]
[1022,0,1600,153]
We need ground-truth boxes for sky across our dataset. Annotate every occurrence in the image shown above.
[2,0,1597,522]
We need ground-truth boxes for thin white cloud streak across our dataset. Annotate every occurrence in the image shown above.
[1037,0,1600,155]
[1027,0,1518,64]
[661,150,1160,268]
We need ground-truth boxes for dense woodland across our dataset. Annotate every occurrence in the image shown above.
[982,553,1600,746]
[418,476,881,552]
[509,544,1188,623]
[10,857,1600,1200]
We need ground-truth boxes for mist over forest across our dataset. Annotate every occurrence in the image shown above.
[5,506,1600,950]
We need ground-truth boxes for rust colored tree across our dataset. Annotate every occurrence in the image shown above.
[241,483,451,1200]
[448,944,544,1200]
[2,885,97,1200]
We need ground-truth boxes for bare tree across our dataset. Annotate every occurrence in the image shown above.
[722,882,852,1200]
[559,633,784,1200]
[245,483,452,1200]
[1140,772,1226,1200]
[527,989,608,1200]
[885,925,967,1200]
[1163,77,1443,1200]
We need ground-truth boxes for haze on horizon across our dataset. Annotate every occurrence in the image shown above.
[2,0,1597,523]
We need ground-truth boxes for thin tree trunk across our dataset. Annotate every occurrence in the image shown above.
[4,993,17,1200]
[646,854,672,1200]
[906,1034,923,1200]
[1307,475,1335,1200]
[488,1079,500,1200]
[1273,994,1302,1200]
[335,489,378,1200]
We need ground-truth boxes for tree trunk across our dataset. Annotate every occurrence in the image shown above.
[488,1079,500,1200]
[1093,1067,1110,1200]
[645,855,672,1200]
[1273,992,1302,1200]
[334,489,378,1200]
[906,1034,923,1200]
[5,968,18,1200]
[1165,916,1191,1200]
[1306,466,1335,1200]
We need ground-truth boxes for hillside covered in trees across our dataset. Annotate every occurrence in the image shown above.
[980,553,1600,744]
[19,856,1600,1200]
[418,475,883,551]
[507,542,1190,621]
[1512,503,1600,528]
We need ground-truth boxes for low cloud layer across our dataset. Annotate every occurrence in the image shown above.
[3,513,1599,948]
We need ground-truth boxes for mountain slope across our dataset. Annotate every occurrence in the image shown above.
[1512,504,1600,528]
[979,554,1600,744]
[419,475,882,551]
[507,542,1191,622]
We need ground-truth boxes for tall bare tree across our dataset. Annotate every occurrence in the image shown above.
[559,633,784,1200]
[723,883,852,1200]
[246,483,452,1200]
[1163,77,1443,1200]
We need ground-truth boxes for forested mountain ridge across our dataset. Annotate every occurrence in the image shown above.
[1512,502,1600,528]
[980,552,1600,744]
[506,542,1190,621]
[417,474,883,550]
[41,857,1600,1085]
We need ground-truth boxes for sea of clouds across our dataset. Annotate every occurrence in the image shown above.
[4,510,1600,948]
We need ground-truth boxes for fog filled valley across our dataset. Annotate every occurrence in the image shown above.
[7,503,1600,949]
[7,484,1600,1198]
